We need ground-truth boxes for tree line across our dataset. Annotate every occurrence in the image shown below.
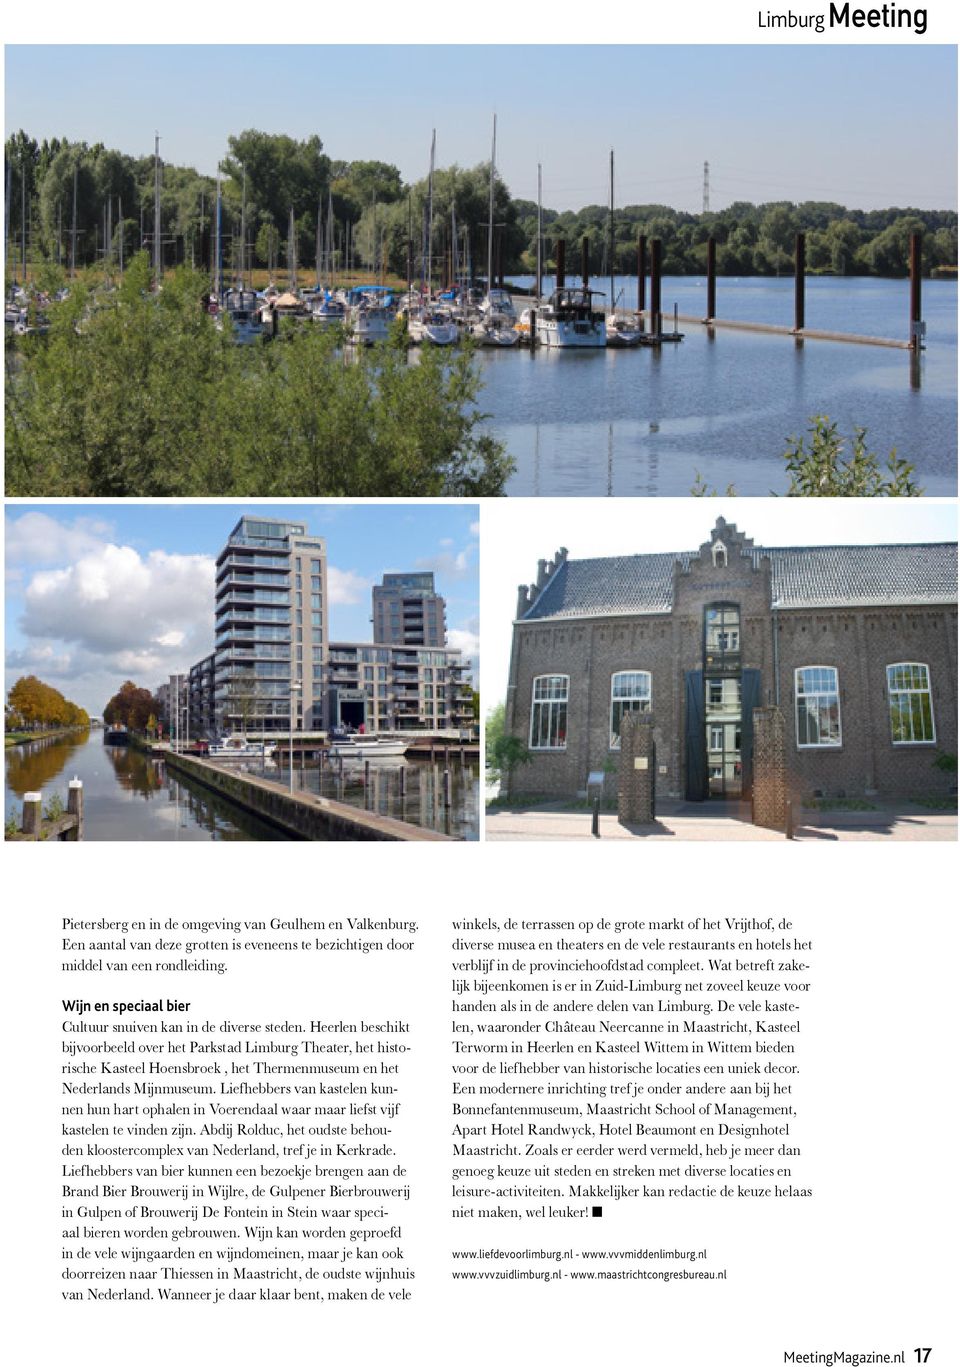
[6,127,955,284]
[5,254,512,497]
[6,675,90,730]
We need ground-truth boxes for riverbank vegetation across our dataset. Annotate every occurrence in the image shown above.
[6,127,956,284]
[6,676,90,734]
[103,681,159,732]
[6,255,512,497]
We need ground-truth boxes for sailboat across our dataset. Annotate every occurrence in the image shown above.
[472,115,519,346]
[407,131,459,346]
[605,149,641,347]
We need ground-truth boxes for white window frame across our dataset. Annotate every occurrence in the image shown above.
[529,674,569,751]
[886,663,936,745]
[795,666,842,749]
[609,671,652,750]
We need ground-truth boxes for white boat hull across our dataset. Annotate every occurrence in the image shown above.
[536,318,607,348]
[330,739,410,759]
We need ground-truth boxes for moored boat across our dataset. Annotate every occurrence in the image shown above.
[329,734,410,759]
[535,287,607,348]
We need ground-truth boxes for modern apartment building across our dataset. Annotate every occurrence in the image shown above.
[156,673,189,740]
[182,517,475,740]
[326,642,474,734]
[212,516,329,736]
[188,654,216,738]
[373,572,447,647]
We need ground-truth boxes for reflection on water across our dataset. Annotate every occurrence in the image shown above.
[245,754,480,841]
[5,732,480,840]
[5,731,290,842]
[480,276,956,496]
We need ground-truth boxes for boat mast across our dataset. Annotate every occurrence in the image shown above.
[288,206,297,290]
[240,163,246,287]
[609,148,615,313]
[153,132,162,284]
[426,129,435,298]
[70,160,78,277]
[326,188,334,289]
[215,168,223,300]
[486,114,496,297]
[536,161,542,300]
[321,199,329,289]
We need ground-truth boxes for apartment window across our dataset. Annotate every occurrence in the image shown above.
[311,576,322,591]
[609,671,652,749]
[795,667,841,748]
[311,595,323,611]
[887,663,936,745]
[530,675,569,751]
[709,725,724,750]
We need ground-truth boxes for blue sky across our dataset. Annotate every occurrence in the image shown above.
[4,503,479,714]
[6,45,956,212]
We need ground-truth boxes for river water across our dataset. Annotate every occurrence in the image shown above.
[5,732,480,841]
[477,275,957,496]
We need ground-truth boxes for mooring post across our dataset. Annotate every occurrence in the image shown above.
[556,239,566,291]
[67,778,83,841]
[637,234,646,329]
[443,768,451,807]
[794,232,806,333]
[399,765,406,798]
[581,236,590,290]
[650,239,663,340]
[706,236,716,322]
[909,232,922,350]
[22,792,42,839]
[529,308,537,348]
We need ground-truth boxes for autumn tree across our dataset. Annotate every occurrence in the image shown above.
[103,681,157,731]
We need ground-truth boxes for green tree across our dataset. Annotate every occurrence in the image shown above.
[485,701,505,777]
[103,681,157,731]
[783,416,921,496]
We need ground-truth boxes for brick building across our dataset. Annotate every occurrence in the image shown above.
[504,519,957,803]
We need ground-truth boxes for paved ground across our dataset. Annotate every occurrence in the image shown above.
[485,801,957,843]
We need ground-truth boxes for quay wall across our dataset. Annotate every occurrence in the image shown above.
[160,749,451,842]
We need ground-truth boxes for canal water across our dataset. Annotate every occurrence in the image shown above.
[5,732,480,841]
[248,753,481,841]
[479,275,956,497]
[5,731,291,841]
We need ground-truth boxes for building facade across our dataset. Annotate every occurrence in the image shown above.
[180,516,474,740]
[373,572,447,647]
[327,643,474,734]
[212,516,329,736]
[504,520,958,803]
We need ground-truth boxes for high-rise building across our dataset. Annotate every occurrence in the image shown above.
[373,572,446,647]
[212,516,328,736]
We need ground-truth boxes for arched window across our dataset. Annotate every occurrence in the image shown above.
[887,663,936,744]
[610,671,652,749]
[529,675,569,750]
[712,540,728,568]
[795,667,841,748]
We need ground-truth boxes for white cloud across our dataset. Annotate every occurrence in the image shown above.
[416,545,474,579]
[5,511,116,566]
[447,626,480,665]
[8,541,216,712]
[469,521,480,538]
[327,566,371,606]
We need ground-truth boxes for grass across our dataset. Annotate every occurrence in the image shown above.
[911,794,958,811]
[801,797,878,812]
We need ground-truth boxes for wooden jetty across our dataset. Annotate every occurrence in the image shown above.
[8,779,84,841]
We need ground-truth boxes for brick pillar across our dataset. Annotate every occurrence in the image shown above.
[752,706,787,833]
[618,712,656,825]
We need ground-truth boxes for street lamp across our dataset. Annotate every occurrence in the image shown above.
[289,679,302,796]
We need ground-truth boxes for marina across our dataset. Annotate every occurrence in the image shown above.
[4,730,481,841]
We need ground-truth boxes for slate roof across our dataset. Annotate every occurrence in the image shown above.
[520,543,958,621]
